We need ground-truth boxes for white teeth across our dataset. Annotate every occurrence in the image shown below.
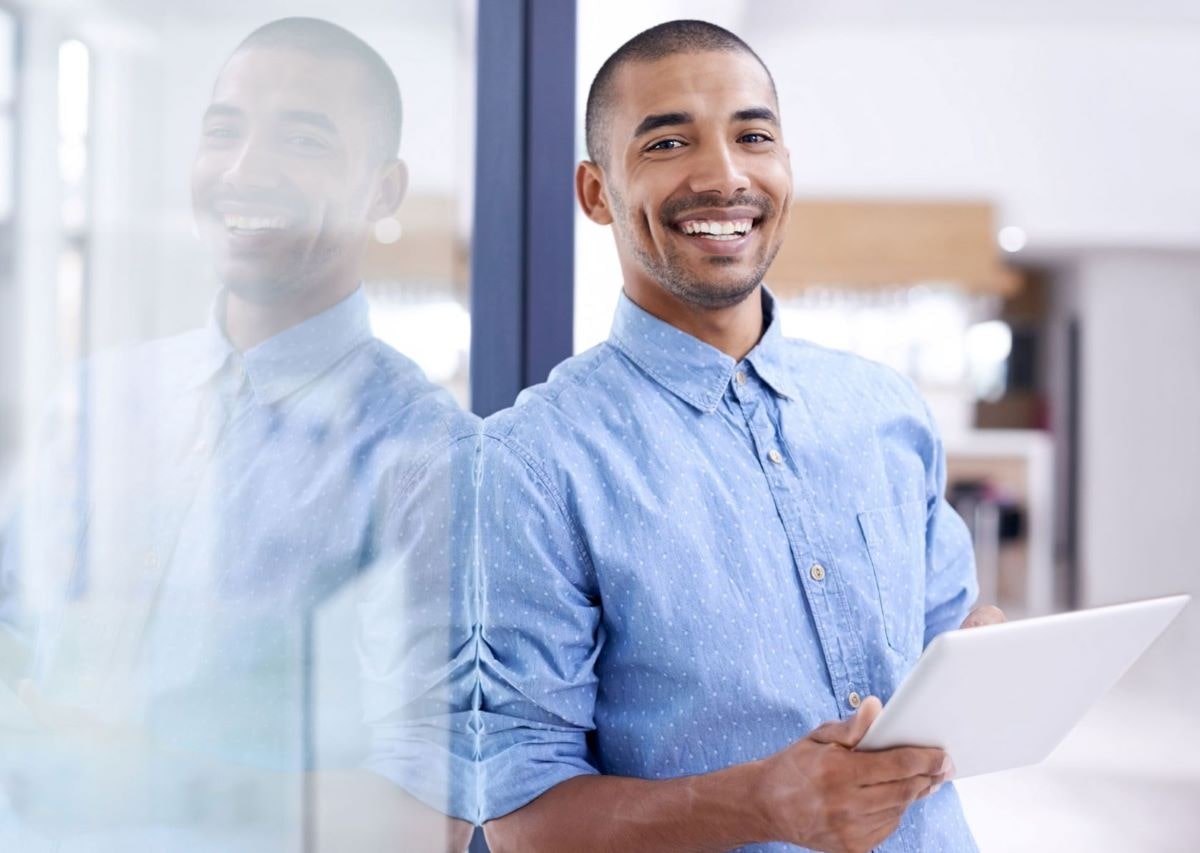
[224,214,287,232]
[679,218,753,237]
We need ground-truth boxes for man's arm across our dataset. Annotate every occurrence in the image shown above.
[477,435,949,853]
[356,427,480,830]
[910,390,993,643]
[484,697,951,853]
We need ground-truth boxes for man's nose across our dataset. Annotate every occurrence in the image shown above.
[222,134,281,189]
[687,141,750,197]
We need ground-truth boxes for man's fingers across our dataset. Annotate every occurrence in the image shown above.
[857,773,940,815]
[809,695,882,748]
[960,605,1006,629]
[856,746,952,785]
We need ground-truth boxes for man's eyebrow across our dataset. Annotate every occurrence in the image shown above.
[279,109,339,134]
[632,111,693,139]
[733,106,779,125]
[202,103,242,121]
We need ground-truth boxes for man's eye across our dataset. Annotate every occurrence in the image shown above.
[647,139,684,151]
[203,125,238,140]
[739,132,773,144]
[288,135,330,152]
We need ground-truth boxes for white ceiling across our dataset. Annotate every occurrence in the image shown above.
[23,0,466,35]
[740,0,1200,32]
[40,0,1200,33]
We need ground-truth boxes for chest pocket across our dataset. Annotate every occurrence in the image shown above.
[857,499,928,658]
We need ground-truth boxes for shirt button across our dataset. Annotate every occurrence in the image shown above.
[848,691,862,709]
[768,449,783,464]
[734,371,746,385]
[810,563,826,582]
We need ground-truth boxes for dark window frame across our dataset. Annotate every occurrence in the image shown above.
[469,0,576,417]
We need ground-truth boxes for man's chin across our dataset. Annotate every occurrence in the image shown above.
[663,274,761,310]
[219,271,300,306]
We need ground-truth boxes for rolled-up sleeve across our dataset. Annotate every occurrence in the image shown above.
[357,431,479,823]
[476,433,601,823]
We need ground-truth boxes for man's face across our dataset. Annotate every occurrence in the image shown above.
[595,50,792,309]
[191,47,388,304]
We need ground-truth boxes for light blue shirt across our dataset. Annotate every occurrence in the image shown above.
[1,288,479,834]
[477,289,979,851]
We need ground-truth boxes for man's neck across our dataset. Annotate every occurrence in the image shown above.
[624,281,765,362]
[222,280,357,352]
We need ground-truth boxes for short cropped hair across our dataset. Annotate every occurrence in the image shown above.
[234,17,402,162]
[584,19,777,167]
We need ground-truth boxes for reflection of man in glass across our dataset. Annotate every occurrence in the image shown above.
[478,20,1001,853]
[1,17,474,852]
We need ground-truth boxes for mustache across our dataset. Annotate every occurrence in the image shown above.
[658,191,774,225]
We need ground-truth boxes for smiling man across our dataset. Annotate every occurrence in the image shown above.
[1,17,475,852]
[477,20,999,853]
[191,18,406,349]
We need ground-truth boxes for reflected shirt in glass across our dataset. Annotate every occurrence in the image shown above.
[477,290,979,852]
[2,288,477,827]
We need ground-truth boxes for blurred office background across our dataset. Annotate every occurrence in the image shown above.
[0,0,1196,850]
[574,2,1199,850]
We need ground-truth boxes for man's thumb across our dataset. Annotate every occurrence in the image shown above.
[808,696,883,748]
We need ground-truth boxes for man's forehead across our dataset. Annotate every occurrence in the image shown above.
[211,46,368,111]
[610,49,777,122]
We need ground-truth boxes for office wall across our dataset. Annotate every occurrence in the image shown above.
[747,15,1200,251]
[1067,251,1200,705]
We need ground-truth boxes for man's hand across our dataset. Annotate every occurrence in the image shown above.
[960,605,1006,629]
[752,697,952,853]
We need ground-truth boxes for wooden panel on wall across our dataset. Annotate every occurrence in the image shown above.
[767,198,1019,297]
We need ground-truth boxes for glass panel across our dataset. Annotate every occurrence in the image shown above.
[0,10,15,104]
[0,116,13,221]
[3,5,476,851]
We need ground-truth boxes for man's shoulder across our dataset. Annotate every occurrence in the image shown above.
[339,339,480,444]
[74,328,210,398]
[780,336,925,410]
[482,343,627,443]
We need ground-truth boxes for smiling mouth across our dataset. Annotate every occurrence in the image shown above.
[222,213,290,234]
[676,218,755,241]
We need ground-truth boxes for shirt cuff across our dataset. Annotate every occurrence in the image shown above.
[361,714,477,823]
[478,720,598,823]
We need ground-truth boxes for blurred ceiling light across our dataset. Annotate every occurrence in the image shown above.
[997,225,1027,253]
[373,217,402,244]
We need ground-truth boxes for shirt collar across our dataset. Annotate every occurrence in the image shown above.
[743,289,799,401]
[188,287,373,404]
[608,287,795,413]
[186,298,238,391]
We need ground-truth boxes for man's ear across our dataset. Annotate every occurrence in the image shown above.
[576,160,614,225]
[369,158,409,221]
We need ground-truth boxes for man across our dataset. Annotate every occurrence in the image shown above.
[478,20,1003,853]
[1,18,475,851]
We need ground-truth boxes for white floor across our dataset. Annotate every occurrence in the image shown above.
[957,684,1200,852]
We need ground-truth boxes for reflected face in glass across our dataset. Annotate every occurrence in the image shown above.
[191,47,390,304]
[600,50,792,309]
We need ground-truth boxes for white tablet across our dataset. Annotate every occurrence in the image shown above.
[855,594,1190,777]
